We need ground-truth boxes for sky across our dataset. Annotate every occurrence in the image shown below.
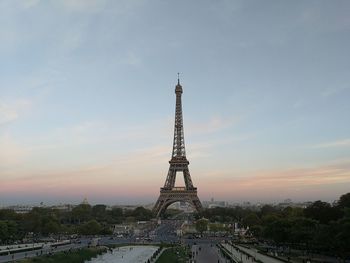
[0,0,350,206]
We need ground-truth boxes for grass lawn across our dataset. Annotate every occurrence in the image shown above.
[18,247,107,263]
[156,246,189,263]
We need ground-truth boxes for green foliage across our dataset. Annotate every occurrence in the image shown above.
[209,223,227,232]
[156,246,189,263]
[249,225,263,237]
[242,212,261,227]
[304,200,342,224]
[282,206,304,218]
[0,221,9,242]
[78,220,101,235]
[0,205,154,244]
[0,209,20,220]
[333,218,350,256]
[263,217,291,243]
[21,207,62,235]
[260,205,278,217]
[125,206,153,221]
[288,217,317,244]
[195,218,208,233]
[0,220,21,243]
[338,193,350,209]
[198,206,250,222]
[72,204,92,223]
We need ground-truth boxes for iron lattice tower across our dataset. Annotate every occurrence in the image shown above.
[153,78,202,217]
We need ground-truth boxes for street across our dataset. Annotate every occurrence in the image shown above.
[191,244,227,263]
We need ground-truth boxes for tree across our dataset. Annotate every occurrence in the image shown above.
[263,218,291,243]
[42,219,60,235]
[0,220,19,243]
[249,225,263,237]
[242,213,261,227]
[0,209,19,221]
[78,220,101,235]
[209,223,226,232]
[289,217,317,244]
[92,205,107,220]
[260,205,278,217]
[127,207,153,221]
[23,209,43,233]
[338,193,350,209]
[0,221,8,242]
[72,204,92,223]
[196,219,208,234]
[283,207,304,218]
[110,208,123,217]
[304,200,342,224]
[6,221,18,240]
[333,217,350,260]
[107,208,123,224]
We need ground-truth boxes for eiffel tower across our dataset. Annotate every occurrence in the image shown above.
[153,76,202,217]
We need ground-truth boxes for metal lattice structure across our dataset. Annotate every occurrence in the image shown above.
[153,78,202,217]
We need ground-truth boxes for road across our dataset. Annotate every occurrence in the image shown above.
[191,244,227,263]
[222,243,255,263]
[153,219,181,243]
[220,243,285,263]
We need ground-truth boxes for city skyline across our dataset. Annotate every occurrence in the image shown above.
[1,1,350,205]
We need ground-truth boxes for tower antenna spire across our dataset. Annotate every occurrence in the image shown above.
[177,72,180,85]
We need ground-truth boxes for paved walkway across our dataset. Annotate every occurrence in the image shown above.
[234,244,284,263]
[222,243,255,263]
[191,244,227,263]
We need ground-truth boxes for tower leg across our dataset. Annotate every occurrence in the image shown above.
[153,190,202,217]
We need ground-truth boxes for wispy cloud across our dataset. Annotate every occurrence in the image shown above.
[187,116,235,136]
[0,105,18,125]
[0,99,32,126]
[55,0,107,13]
[20,0,40,9]
[122,51,142,66]
[0,134,27,168]
[310,139,350,149]
[321,86,350,98]
[199,160,350,201]
[52,0,145,15]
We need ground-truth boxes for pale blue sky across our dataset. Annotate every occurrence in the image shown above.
[0,0,350,205]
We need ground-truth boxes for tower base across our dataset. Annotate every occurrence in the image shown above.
[153,187,203,217]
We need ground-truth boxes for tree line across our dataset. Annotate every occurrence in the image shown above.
[0,204,153,243]
[1,192,349,259]
[197,192,350,260]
